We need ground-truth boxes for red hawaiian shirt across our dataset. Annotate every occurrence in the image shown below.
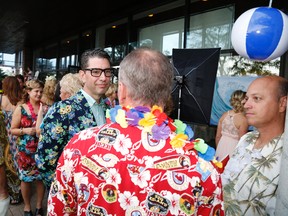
[47,123,224,215]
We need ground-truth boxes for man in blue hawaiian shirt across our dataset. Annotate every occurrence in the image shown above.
[35,48,113,190]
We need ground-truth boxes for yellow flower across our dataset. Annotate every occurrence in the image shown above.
[59,105,72,115]
[59,107,66,115]
[212,158,223,168]
[170,134,188,148]
[65,105,72,113]
[139,112,156,133]
[55,126,64,134]
[115,109,128,128]
[151,105,162,113]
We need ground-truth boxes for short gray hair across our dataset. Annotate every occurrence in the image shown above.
[119,47,173,107]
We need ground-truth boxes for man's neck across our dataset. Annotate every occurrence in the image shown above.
[82,88,101,104]
[121,99,151,109]
[257,123,285,144]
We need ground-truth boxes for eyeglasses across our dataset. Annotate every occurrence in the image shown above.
[83,68,114,77]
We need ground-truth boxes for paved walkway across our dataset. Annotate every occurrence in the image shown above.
[7,183,48,216]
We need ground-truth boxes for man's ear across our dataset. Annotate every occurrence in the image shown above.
[78,70,86,84]
[118,82,127,106]
[279,95,287,113]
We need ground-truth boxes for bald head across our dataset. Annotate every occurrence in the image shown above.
[249,76,288,100]
[244,75,288,131]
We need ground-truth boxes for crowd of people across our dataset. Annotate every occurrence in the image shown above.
[0,47,287,216]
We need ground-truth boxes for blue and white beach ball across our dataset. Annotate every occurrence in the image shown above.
[231,7,288,61]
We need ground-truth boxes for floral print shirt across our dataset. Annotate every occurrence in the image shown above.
[16,106,41,182]
[0,111,8,166]
[47,122,224,215]
[222,131,283,216]
[35,91,108,189]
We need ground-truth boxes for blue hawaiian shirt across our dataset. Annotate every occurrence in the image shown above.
[35,90,109,189]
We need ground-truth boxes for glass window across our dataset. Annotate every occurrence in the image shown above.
[66,56,70,68]
[217,54,280,76]
[139,18,184,55]
[50,58,57,70]
[187,7,234,50]
[0,53,16,75]
[2,53,15,66]
[71,55,76,66]
[60,57,66,69]
[104,45,126,65]
[97,19,128,65]
[162,32,184,56]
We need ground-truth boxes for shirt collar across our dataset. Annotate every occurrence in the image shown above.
[81,89,97,107]
[245,132,284,158]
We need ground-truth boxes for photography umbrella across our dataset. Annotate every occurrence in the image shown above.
[170,48,221,125]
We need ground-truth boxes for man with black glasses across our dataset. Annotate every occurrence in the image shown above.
[35,48,113,190]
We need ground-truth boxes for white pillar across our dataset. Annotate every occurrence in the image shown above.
[275,98,288,215]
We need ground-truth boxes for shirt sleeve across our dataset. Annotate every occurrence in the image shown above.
[47,135,79,215]
[35,101,70,189]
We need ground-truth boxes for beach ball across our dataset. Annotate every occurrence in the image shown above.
[231,7,288,61]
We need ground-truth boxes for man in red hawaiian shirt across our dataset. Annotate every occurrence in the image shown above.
[47,47,224,215]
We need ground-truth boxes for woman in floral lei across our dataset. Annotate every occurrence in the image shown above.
[47,47,224,215]
[11,80,45,216]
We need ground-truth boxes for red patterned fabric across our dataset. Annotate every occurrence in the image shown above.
[48,122,224,215]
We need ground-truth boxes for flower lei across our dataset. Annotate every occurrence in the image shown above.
[106,105,222,165]
[45,74,56,82]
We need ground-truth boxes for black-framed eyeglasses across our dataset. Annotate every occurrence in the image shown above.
[83,68,114,77]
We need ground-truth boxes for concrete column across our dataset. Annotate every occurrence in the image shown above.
[275,98,288,215]
[23,47,33,73]
[14,52,20,74]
